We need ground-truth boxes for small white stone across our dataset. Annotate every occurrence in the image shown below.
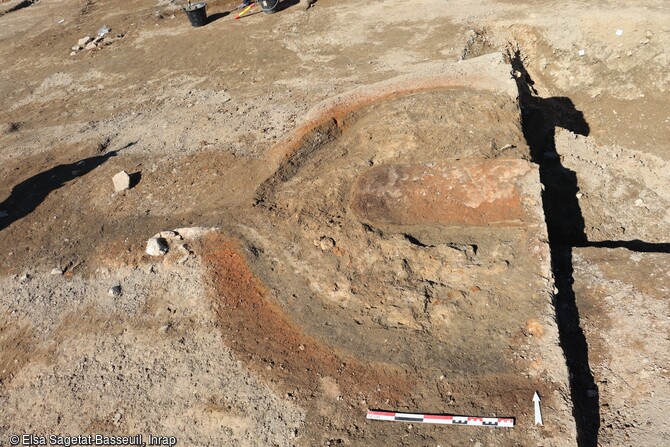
[615,29,623,36]
[85,42,97,50]
[578,49,586,56]
[146,237,169,256]
[72,45,82,51]
[112,171,131,192]
[50,267,64,275]
[78,36,92,46]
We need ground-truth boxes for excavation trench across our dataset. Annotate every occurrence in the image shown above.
[509,48,599,446]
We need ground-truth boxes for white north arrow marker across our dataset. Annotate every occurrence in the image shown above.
[533,392,543,426]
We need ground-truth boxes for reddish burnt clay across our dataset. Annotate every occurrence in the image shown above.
[351,159,533,228]
[199,234,413,408]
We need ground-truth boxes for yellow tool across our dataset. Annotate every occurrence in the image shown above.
[236,2,255,19]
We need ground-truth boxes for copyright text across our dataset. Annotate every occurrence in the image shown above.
[8,434,177,447]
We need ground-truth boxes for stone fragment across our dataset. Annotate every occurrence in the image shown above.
[146,237,169,256]
[112,170,131,192]
[153,230,182,240]
[319,236,336,251]
[525,319,544,337]
[78,36,92,46]
[85,42,97,50]
[72,45,81,51]
[108,285,122,297]
[50,267,64,275]
[173,227,216,239]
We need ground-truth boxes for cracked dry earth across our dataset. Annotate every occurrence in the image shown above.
[1,1,670,447]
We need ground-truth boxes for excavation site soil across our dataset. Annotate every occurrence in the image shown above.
[1,1,669,446]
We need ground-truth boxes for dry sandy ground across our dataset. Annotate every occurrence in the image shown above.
[1,0,669,446]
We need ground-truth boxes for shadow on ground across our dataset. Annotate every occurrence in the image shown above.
[0,151,118,232]
[276,0,300,13]
[206,9,232,24]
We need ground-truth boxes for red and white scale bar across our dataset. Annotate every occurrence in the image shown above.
[367,410,515,428]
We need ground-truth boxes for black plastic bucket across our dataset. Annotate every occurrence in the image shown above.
[259,0,278,14]
[184,2,207,27]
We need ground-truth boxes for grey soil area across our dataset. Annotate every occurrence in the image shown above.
[1,1,669,446]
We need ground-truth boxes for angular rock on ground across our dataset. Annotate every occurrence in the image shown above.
[112,170,131,192]
[146,237,169,256]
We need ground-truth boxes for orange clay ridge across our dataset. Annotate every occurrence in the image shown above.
[261,69,514,178]
[200,234,413,408]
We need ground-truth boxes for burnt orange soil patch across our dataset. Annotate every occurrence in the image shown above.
[260,70,516,185]
[199,233,413,408]
[352,159,532,228]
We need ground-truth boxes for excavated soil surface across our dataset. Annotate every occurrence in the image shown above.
[1,1,669,446]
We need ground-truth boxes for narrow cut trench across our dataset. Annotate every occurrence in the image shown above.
[508,48,600,447]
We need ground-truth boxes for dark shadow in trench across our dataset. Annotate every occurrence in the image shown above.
[509,50,599,446]
[511,48,670,445]
[581,240,670,253]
